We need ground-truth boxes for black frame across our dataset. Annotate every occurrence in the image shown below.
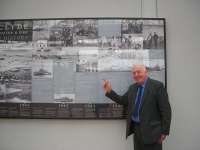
[0,17,167,119]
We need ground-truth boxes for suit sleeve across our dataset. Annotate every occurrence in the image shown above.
[105,89,129,107]
[156,83,172,135]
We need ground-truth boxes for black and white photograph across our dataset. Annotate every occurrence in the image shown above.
[147,47,165,72]
[76,48,98,72]
[48,20,74,47]
[142,20,164,49]
[98,49,150,71]
[73,19,98,47]
[33,20,49,42]
[0,42,32,103]
[98,20,121,50]
[54,93,75,103]
[121,35,143,49]
[122,20,143,34]
[53,59,76,103]
[32,58,53,79]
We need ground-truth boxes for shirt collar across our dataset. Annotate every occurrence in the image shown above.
[138,77,148,88]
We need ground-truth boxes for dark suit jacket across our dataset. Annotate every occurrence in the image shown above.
[106,78,171,144]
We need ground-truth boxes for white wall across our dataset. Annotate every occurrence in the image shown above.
[0,0,200,150]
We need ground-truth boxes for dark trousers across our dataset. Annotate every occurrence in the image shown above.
[133,123,162,150]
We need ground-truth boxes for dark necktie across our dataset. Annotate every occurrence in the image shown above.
[132,85,143,122]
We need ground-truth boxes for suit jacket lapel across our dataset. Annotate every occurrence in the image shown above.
[129,84,137,109]
[140,78,150,111]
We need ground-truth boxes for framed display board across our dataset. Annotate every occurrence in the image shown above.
[0,18,166,119]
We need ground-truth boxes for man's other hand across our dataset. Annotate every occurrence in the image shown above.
[157,134,166,144]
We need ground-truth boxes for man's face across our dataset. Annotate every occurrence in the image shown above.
[132,65,147,84]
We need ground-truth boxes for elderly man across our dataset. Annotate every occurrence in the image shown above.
[102,64,171,150]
